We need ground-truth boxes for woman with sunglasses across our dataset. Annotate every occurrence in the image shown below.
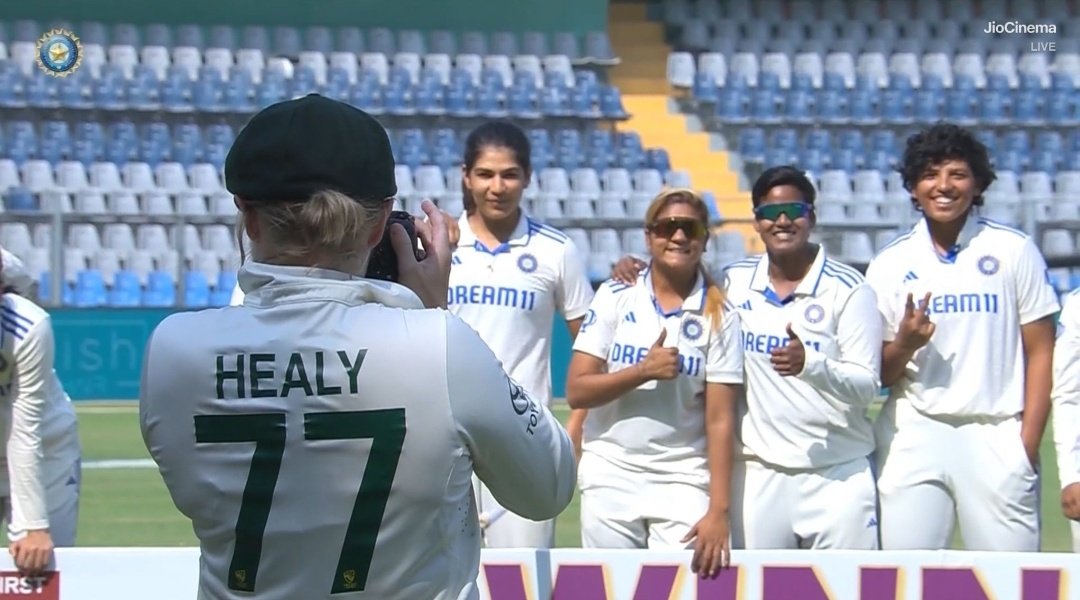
[610,167,882,550]
[566,189,743,578]
[865,123,1058,551]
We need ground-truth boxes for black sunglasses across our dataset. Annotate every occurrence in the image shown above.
[753,202,814,222]
[648,217,708,240]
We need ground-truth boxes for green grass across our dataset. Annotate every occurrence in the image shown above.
[71,403,1070,551]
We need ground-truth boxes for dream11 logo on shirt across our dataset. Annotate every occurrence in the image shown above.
[0,572,59,599]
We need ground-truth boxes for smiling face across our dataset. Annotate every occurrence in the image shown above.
[646,201,708,274]
[911,159,978,224]
[462,145,528,223]
[752,184,815,257]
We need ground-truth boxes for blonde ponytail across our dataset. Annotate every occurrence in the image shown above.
[237,190,386,270]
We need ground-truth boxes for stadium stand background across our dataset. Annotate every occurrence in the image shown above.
[2,0,1079,398]
[662,0,1080,292]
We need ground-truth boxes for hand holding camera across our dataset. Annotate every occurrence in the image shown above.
[367,199,452,309]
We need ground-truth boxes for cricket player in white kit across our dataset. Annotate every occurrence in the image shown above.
[1052,288,1080,552]
[567,189,742,579]
[0,249,82,576]
[723,167,881,549]
[612,168,881,549]
[865,123,1059,551]
[140,95,576,600]
[449,122,594,548]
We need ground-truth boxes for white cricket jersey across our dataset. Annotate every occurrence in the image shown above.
[1053,288,1080,489]
[572,267,744,487]
[865,216,1060,418]
[140,261,576,600]
[229,281,244,305]
[723,247,881,469]
[0,293,80,535]
[448,212,594,407]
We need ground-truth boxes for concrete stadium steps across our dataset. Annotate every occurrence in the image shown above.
[607,1,668,94]
[614,94,758,251]
[608,1,757,253]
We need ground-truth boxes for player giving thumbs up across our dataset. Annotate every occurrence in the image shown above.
[638,329,680,381]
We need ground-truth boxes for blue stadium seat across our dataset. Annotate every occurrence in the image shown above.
[850,90,879,125]
[715,89,747,124]
[786,89,812,124]
[645,148,670,172]
[600,85,628,120]
[183,271,211,308]
[38,272,75,305]
[913,89,941,122]
[945,89,976,125]
[273,26,303,56]
[4,187,36,211]
[335,26,364,53]
[1047,90,1077,126]
[176,24,205,48]
[256,77,289,110]
[108,271,142,307]
[1013,90,1044,125]
[143,23,172,47]
[142,271,176,307]
[25,73,59,110]
[73,270,108,307]
[59,71,94,110]
[816,89,848,124]
[192,77,224,113]
[693,73,718,105]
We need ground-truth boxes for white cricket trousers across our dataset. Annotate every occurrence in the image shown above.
[577,451,709,549]
[472,475,555,548]
[874,398,1040,551]
[0,454,81,546]
[729,456,879,549]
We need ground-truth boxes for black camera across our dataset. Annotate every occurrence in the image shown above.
[366,210,421,282]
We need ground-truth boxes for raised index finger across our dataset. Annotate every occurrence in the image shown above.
[419,200,450,260]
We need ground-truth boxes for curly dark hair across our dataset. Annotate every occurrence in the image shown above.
[898,122,997,207]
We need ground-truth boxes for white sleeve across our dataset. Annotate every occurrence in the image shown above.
[230,283,245,306]
[1014,236,1061,324]
[445,315,576,520]
[1053,294,1080,489]
[796,283,884,406]
[570,283,620,360]
[7,318,53,534]
[863,257,899,343]
[706,304,743,384]
[556,240,595,321]
[139,319,202,518]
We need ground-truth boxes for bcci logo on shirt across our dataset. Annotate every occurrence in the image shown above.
[681,317,704,342]
[517,253,538,273]
[977,255,1000,276]
[804,304,825,324]
[35,29,83,77]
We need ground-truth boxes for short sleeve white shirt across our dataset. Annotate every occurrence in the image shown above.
[448,212,594,407]
[572,267,743,485]
[1053,288,1080,489]
[865,216,1060,418]
[723,246,881,469]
